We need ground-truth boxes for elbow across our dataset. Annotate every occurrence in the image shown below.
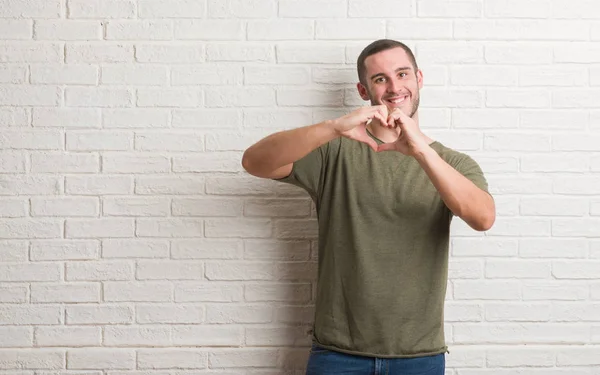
[472,212,495,232]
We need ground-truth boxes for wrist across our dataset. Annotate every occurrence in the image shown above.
[413,143,437,163]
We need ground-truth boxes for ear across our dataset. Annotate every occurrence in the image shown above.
[357,82,370,101]
[416,69,423,89]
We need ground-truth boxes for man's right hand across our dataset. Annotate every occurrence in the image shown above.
[331,105,389,152]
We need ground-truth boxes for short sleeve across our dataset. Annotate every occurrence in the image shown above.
[453,154,489,194]
[273,140,333,201]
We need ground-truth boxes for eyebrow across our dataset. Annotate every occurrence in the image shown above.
[370,67,412,81]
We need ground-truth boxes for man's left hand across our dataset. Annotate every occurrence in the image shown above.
[376,108,431,157]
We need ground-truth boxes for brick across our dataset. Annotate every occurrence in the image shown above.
[66,219,134,239]
[209,349,278,368]
[279,0,345,17]
[521,65,587,87]
[31,197,99,217]
[554,89,600,108]
[0,199,27,218]
[66,305,133,325]
[175,282,243,302]
[248,20,313,41]
[486,346,554,367]
[103,197,168,217]
[33,108,100,128]
[522,280,588,301]
[138,0,205,18]
[0,262,61,282]
[274,305,314,324]
[135,132,204,151]
[136,219,204,238]
[0,220,62,240]
[455,20,588,41]
[349,0,412,16]
[486,218,551,237]
[137,305,204,324]
[205,219,271,238]
[172,326,242,346]
[487,89,551,108]
[207,43,273,62]
[0,43,61,62]
[0,86,60,106]
[102,239,168,259]
[171,239,241,260]
[417,42,483,64]
[34,20,102,40]
[172,109,241,129]
[553,260,600,278]
[554,177,600,195]
[137,88,202,108]
[67,43,133,63]
[137,349,207,369]
[0,350,63,370]
[451,66,518,86]
[454,280,521,300]
[103,109,169,128]
[208,0,275,18]
[316,20,385,40]
[0,108,28,127]
[521,109,587,130]
[556,347,600,366]
[244,199,311,217]
[35,326,100,347]
[0,0,60,17]
[102,155,170,174]
[205,87,275,107]
[452,109,518,129]
[311,68,355,85]
[0,20,33,40]
[0,306,61,325]
[205,262,275,281]
[521,238,587,259]
[277,89,343,107]
[484,302,551,322]
[273,261,317,281]
[445,302,483,322]
[101,65,167,86]
[67,349,135,369]
[417,1,482,17]
[520,197,588,216]
[66,176,132,195]
[66,131,132,151]
[485,134,551,151]
[0,175,62,196]
[67,261,133,281]
[520,154,588,173]
[68,0,135,18]
[172,65,242,85]
[552,0,600,19]
[205,305,272,323]
[0,241,28,262]
[420,88,483,108]
[0,327,32,347]
[454,323,589,344]
[244,109,311,130]
[104,326,171,346]
[136,260,204,280]
[0,65,27,84]
[205,132,263,151]
[31,240,99,261]
[32,283,100,303]
[486,44,553,64]
[172,198,242,217]
[31,152,99,173]
[135,44,204,63]
[554,43,600,63]
[277,44,345,64]
[551,303,600,322]
[0,151,27,173]
[135,176,205,195]
[106,20,173,40]
[206,176,304,196]
[387,19,452,39]
[66,88,133,108]
[172,153,243,173]
[448,259,482,279]
[104,282,172,302]
[487,176,552,195]
[274,219,318,239]
[0,130,62,150]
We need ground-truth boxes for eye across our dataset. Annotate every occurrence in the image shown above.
[374,77,386,84]
[398,72,407,78]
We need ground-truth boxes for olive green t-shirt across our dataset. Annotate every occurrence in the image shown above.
[275,132,489,358]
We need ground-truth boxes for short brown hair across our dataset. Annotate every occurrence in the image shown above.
[356,39,418,85]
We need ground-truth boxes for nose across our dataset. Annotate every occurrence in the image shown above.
[386,77,401,94]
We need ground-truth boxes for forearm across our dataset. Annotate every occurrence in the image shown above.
[242,120,339,177]
[415,147,496,231]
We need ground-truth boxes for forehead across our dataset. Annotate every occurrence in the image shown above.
[364,47,412,74]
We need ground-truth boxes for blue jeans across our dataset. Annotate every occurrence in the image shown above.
[306,343,445,375]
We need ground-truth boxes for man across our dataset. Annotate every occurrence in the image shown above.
[241,39,495,375]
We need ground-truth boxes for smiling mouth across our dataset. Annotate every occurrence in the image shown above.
[385,95,409,106]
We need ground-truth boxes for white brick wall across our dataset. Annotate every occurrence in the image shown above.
[0,0,599,373]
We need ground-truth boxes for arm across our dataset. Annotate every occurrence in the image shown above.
[414,146,496,231]
[242,105,388,179]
